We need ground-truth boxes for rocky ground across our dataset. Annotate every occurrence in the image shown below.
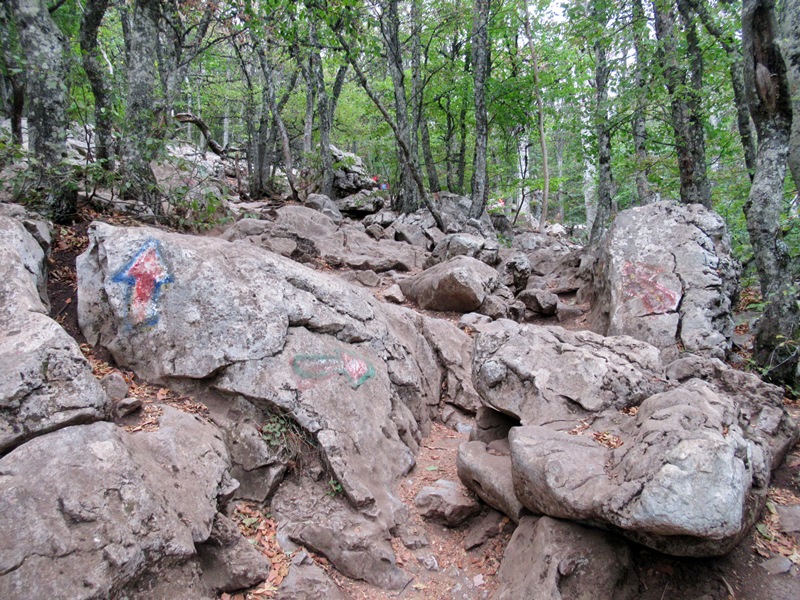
[32,199,800,600]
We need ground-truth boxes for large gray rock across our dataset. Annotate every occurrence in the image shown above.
[1,215,108,454]
[275,550,345,600]
[427,233,500,267]
[413,479,481,526]
[330,145,375,198]
[305,193,343,225]
[223,207,427,272]
[0,408,235,599]
[335,190,384,215]
[493,516,636,600]
[197,514,271,593]
[457,440,524,522]
[474,320,798,555]
[584,201,738,361]
[399,255,501,313]
[77,222,473,535]
[273,479,411,591]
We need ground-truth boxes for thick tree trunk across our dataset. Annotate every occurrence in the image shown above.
[80,0,114,169]
[589,0,613,244]
[382,0,419,213]
[743,0,798,384]
[120,0,160,213]
[329,64,348,126]
[653,0,712,209]
[469,0,490,219]
[10,0,76,222]
[0,4,25,147]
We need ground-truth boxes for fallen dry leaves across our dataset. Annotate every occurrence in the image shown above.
[592,431,624,449]
[752,491,800,564]
[231,503,292,599]
[568,419,591,436]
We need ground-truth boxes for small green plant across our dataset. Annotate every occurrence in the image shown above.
[260,415,292,448]
[326,477,344,497]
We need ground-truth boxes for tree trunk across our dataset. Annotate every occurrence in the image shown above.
[631,0,653,203]
[778,0,800,192]
[308,17,333,198]
[743,0,798,385]
[80,0,114,169]
[329,64,348,126]
[469,0,490,218]
[590,1,613,244]
[382,0,419,213]
[520,2,550,232]
[10,0,76,223]
[301,58,314,160]
[687,0,757,179]
[653,0,711,208]
[120,0,160,213]
[0,4,25,147]
[411,0,441,193]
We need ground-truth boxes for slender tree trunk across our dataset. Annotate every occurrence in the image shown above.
[120,0,161,213]
[590,1,613,244]
[520,2,550,232]
[653,0,711,208]
[411,0,441,193]
[329,64,348,125]
[469,0,490,218]
[743,0,798,384]
[308,18,333,198]
[778,0,800,192]
[631,0,653,203]
[381,0,419,212]
[80,0,113,169]
[10,0,76,223]
[687,0,757,179]
[301,59,314,160]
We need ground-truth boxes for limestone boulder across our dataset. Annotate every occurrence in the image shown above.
[493,517,636,600]
[0,408,235,599]
[1,215,108,454]
[427,233,500,267]
[584,201,738,361]
[399,256,501,313]
[335,190,384,215]
[275,550,345,599]
[305,193,343,225]
[457,440,524,522]
[414,479,481,526]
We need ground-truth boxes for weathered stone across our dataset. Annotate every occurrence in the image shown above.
[101,371,129,402]
[1,215,108,454]
[457,441,525,522]
[273,478,411,591]
[469,406,517,443]
[305,193,343,225]
[777,505,800,533]
[197,514,271,593]
[275,550,345,600]
[459,312,492,329]
[0,408,232,599]
[584,201,738,360]
[761,556,793,575]
[335,190,384,215]
[462,510,510,550]
[414,479,481,527]
[383,284,405,304]
[115,396,143,417]
[396,523,429,550]
[518,288,558,316]
[498,251,531,293]
[494,516,636,600]
[400,256,500,313]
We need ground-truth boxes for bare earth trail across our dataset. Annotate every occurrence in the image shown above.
[48,208,800,600]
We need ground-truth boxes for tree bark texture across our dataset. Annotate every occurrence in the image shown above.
[0,4,25,147]
[631,0,654,203]
[382,0,420,213]
[778,0,800,192]
[10,0,76,223]
[79,0,114,169]
[411,0,441,193]
[590,29,613,244]
[120,0,161,213]
[653,0,712,209]
[469,0,490,219]
[742,0,798,384]
[308,17,333,197]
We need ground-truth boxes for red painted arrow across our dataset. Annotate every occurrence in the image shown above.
[114,240,173,326]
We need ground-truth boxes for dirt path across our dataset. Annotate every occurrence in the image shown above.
[47,210,800,600]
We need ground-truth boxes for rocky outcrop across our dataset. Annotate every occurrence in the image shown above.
[493,517,636,600]
[469,320,798,556]
[0,215,109,454]
[457,440,524,522]
[223,206,427,272]
[584,201,739,361]
[330,145,375,198]
[427,233,500,267]
[77,222,477,564]
[0,408,236,599]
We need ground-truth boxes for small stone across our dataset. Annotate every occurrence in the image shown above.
[365,224,384,240]
[397,524,429,550]
[777,505,800,533]
[354,270,380,287]
[473,574,485,587]
[414,479,481,527]
[383,284,405,304]
[115,397,143,417]
[761,555,792,575]
[417,554,439,571]
[463,510,507,550]
[101,372,129,402]
[459,313,492,329]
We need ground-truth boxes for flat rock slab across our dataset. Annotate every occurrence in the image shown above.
[414,479,481,527]
[0,408,233,599]
[493,516,636,600]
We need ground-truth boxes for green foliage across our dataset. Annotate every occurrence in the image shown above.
[326,477,344,497]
